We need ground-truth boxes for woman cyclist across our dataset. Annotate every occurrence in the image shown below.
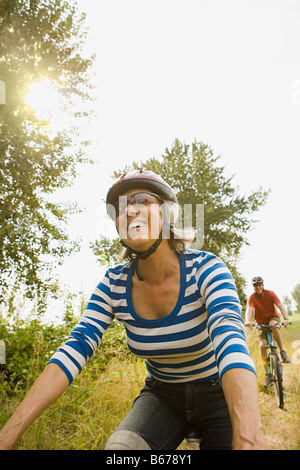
[0,170,266,450]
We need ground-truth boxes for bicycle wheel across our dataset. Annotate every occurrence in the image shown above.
[270,353,284,408]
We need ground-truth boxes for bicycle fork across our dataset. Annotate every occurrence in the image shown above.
[266,346,283,382]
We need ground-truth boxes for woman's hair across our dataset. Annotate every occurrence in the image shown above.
[120,199,196,261]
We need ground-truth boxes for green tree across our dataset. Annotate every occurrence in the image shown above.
[91,139,269,304]
[0,0,94,302]
[291,284,300,314]
[282,295,293,316]
[90,236,123,268]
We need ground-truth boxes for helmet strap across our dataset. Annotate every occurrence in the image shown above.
[135,258,144,281]
[120,223,174,281]
[134,236,164,281]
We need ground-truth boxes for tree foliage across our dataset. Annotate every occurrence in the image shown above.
[0,306,128,394]
[127,140,269,260]
[90,236,124,268]
[0,0,94,301]
[92,139,269,304]
[291,284,300,314]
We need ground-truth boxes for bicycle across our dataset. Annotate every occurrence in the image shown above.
[254,323,286,409]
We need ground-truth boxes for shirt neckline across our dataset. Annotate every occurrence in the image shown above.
[126,253,186,326]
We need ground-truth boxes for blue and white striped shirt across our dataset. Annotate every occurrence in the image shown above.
[49,250,256,384]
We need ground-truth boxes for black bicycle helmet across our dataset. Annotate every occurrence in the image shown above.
[252,276,264,285]
[106,170,178,281]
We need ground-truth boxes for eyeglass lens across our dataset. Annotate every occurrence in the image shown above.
[116,192,161,216]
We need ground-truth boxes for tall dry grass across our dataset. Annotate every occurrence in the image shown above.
[12,356,146,450]
[246,315,300,450]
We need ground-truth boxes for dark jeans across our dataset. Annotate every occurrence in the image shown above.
[115,377,233,450]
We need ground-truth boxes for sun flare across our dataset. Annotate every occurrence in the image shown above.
[25,79,61,120]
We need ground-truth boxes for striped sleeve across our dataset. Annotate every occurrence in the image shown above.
[49,271,114,384]
[197,254,256,379]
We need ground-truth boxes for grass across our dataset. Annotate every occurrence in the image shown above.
[245,314,300,450]
[1,315,299,450]
[10,356,147,450]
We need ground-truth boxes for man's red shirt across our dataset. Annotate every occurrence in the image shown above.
[247,289,281,324]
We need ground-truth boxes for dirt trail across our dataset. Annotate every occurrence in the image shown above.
[179,361,300,451]
[259,361,300,450]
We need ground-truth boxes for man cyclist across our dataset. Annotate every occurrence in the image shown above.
[245,276,291,387]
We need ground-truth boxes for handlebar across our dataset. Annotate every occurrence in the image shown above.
[250,322,291,329]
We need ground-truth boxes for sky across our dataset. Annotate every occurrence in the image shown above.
[45,0,300,312]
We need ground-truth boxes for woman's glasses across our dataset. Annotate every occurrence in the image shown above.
[115,192,163,217]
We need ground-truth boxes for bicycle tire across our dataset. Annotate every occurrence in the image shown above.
[270,353,284,409]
